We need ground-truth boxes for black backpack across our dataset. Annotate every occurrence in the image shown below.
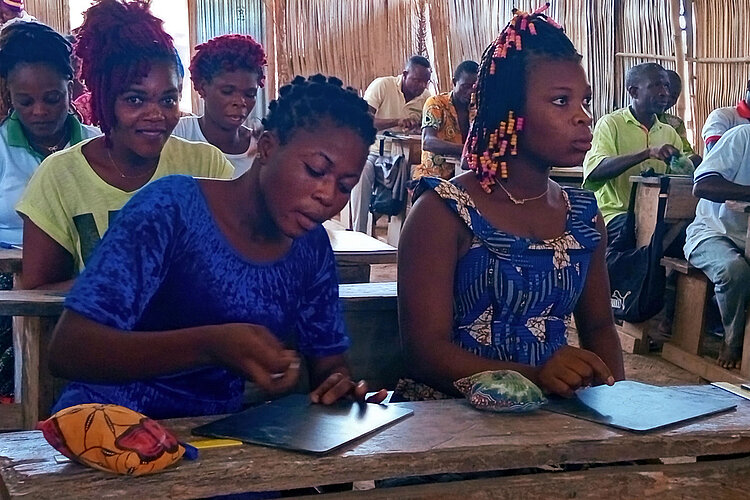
[606,177,668,323]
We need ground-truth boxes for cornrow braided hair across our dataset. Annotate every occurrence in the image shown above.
[263,74,376,147]
[466,3,580,193]
[0,22,73,112]
[189,34,266,89]
[74,0,177,138]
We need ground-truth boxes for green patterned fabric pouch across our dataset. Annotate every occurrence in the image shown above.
[454,370,547,413]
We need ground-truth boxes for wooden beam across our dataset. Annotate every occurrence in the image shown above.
[615,52,677,62]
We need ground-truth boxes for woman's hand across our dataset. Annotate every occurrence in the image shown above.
[209,323,300,394]
[309,372,388,405]
[537,346,615,398]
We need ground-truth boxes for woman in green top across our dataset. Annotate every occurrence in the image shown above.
[0,22,98,397]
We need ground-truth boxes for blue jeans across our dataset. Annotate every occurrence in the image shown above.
[689,236,750,354]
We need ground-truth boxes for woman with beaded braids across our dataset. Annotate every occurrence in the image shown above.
[17,0,233,291]
[396,4,624,401]
[47,74,386,418]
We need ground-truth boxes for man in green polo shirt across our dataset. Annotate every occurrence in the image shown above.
[583,63,690,243]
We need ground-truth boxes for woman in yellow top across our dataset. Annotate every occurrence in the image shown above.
[17,0,233,290]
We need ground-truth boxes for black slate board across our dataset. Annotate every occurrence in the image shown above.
[192,394,413,454]
[544,381,737,432]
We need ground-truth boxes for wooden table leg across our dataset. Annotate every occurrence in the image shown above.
[13,316,58,428]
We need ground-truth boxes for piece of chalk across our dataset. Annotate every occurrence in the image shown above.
[188,438,243,449]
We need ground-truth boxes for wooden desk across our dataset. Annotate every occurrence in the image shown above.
[620,176,698,354]
[0,291,64,430]
[725,200,750,260]
[724,200,750,379]
[324,221,397,283]
[630,175,697,248]
[550,166,583,187]
[0,249,21,275]
[1,390,750,498]
[0,284,399,429]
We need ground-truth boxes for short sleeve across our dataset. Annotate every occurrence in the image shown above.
[16,156,77,255]
[702,109,732,146]
[204,144,234,179]
[64,177,188,330]
[582,115,618,192]
[422,96,445,130]
[693,125,750,184]
[363,78,384,111]
[294,228,350,358]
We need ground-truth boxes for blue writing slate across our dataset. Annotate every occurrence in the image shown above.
[544,381,737,432]
[192,393,413,454]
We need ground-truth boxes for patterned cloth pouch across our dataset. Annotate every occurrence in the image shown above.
[37,403,185,475]
[454,370,547,413]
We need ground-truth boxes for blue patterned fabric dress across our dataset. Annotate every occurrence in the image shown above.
[54,175,349,419]
[395,177,601,400]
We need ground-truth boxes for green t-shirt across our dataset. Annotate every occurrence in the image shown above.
[17,136,234,272]
[582,107,686,224]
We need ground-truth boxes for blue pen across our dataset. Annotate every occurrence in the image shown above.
[0,242,21,250]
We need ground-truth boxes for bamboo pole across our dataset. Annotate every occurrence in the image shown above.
[670,0,688,119]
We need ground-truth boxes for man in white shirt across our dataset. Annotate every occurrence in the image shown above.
[702,79,750,152]
[0,0,35,32]
[684,124,750,369]
[349,55,433,233]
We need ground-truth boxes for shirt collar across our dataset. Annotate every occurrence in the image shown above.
[6,111,85,154]
[624,106,663,130]
[737,100,750,119]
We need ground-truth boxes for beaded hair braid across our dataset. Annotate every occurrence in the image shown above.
[465,3,580,193]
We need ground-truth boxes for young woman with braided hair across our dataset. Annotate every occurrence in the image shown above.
[172,34,266,177]
[17,0,233,291]
[397,4,624,400]
[47,74,386,418]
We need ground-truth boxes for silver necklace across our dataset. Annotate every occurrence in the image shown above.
[106,148,155,179]
[496,181,550,205]
[30,133,68,154]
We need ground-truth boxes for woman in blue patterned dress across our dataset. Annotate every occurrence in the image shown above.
[397,6,625,400]
[46,75,387,418]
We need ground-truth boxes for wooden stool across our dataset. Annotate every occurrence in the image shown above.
[660,257,747,383]
[616,321,650,354]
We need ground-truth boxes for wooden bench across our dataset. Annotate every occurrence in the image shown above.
[659,257,749,383]
[0,283,402,429]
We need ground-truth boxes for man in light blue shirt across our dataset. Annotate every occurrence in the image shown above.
[684,123,750,369]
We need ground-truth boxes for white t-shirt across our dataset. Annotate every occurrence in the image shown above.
[172,115,257,178]
[701,105,750,147]
[685,124,750,258]
[0,12,36,32]
[363,75,431,128]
